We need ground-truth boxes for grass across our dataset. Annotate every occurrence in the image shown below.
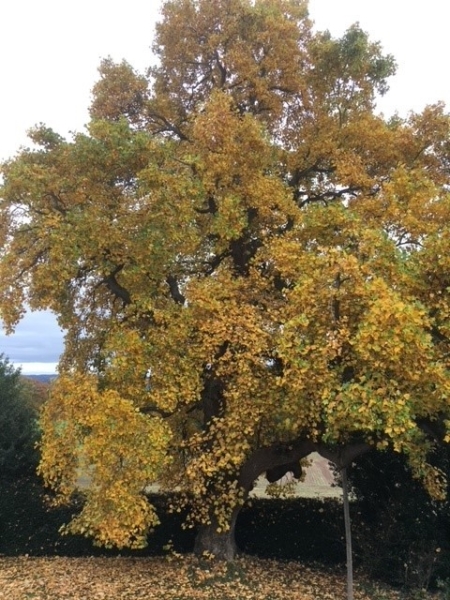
[250,453,342,500]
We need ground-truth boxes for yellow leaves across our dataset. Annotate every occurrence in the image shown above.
[191,90,291,234]
[64,489,160,549]
[153,0,310,131]
[404,457,448,502]
[318,373,426,452]
[0,555,405,600]
[384,424,405,437]
[38,373,172,548]
[209,194,249,242]
[90,58,149,124]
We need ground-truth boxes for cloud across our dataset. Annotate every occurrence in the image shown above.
[0,310,64,372]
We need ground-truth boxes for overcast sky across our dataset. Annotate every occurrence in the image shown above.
[1,0,449,373]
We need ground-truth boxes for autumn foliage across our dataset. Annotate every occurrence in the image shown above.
[1,0,450,556]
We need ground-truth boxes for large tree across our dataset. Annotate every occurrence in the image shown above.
[1,0,450,558]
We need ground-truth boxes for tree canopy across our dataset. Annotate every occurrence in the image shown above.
[1,0,449,557]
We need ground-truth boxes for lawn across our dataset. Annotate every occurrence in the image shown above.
[250,453,342,499]
[0,555,402,600]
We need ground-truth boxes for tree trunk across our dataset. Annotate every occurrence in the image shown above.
[194,508,240,561]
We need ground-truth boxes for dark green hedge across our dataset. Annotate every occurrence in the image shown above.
[0,480,344,561]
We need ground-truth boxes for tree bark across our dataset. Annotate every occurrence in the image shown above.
[194,508,240,561]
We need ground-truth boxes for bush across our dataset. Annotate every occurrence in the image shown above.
[0,356,40,479]
[236,497,345,564]
[0,486,348,561]
[346,449,450,590]
[0,485,196,557]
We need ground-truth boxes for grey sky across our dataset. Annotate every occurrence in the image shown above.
[0,311,64,374]
[1,0,450,373]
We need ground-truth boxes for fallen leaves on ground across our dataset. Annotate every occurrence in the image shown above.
[0,555,401,600]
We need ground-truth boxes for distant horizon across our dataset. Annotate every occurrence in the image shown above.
[16,362,58,375]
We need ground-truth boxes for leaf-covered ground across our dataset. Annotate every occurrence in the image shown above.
[0,556,401,600]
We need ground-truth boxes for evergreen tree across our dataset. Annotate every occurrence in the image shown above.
[0,356,39,479]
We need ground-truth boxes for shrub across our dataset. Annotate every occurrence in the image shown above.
[0,356,40,479]
[236,497,345,564]
[346,449,450,590]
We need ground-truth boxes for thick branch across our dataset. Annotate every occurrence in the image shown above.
[298,186,359,207]
[166,275,186,305]
[147,111,189,141]
[45,191,68,215]
[102,266,131,305]
[139,404,175,418]
[204,249,231,275]
[237,439,371,494]
[238,439,316,492]
[214,51,227,87]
